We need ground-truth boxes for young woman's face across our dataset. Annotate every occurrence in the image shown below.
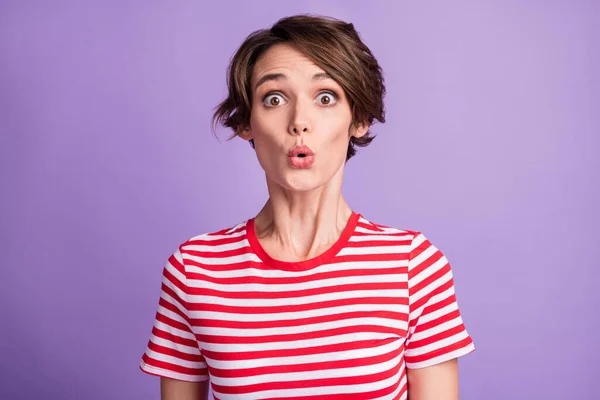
[242,43,367,192]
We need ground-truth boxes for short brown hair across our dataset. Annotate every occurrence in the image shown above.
[212,14,386,160]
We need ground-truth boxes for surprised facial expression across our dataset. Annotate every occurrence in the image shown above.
[240,43,367,192]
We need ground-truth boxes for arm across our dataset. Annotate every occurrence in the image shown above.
[406,359,459,400]
[161,377,210,400]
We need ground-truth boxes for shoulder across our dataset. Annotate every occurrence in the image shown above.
[174,220,250,259]
[355,215,445,258]
[356,214,420,240]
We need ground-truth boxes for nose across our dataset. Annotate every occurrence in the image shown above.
[291,125,309,135]
[288,98,312,136]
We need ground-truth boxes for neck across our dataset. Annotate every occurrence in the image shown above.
[253,166,354,261]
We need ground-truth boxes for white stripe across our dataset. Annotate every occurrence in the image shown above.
[225,222,246,234]
[160,287,187,317]
[349,234,411,242]
[144,347,204,370]
[150,334,201,356]
[410,255,449,289]
[408,270,453,310]
[338,245,410,256]
[406,342,475,369]
[408,245,437,274]
[188,229,246,242]
[206,339,403,370]
[408,318,464,343]
[406,330,470,356]
[355,226,411,236]
[156,302,187,326]
[210,353,403,386]
[153,319,196,341]
[186,259,408,279]
[212,360,405,400]
[371,374,407,400]
[410,233,426,248]
[189,303,409,322]
[199,331,395,353]
[140,360,208,382]
[186,272,404,292]
[182,240,249,253]
[188,289,408,307]
[417,300,459,325]
[197,317,406,337]
[164,256,186,286]
[186,252,262,265]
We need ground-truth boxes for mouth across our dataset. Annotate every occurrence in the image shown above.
[287,145,315,168]
[287,145,315,158]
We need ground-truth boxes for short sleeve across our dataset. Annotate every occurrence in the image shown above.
[405,232,475,369]
[139,246,209,382]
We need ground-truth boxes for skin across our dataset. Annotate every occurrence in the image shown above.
[240,42,368,260]
[160,42,460,400]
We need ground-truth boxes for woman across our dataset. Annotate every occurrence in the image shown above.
[140,14,474,400]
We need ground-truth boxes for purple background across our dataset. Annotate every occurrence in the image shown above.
[1,1,598,399]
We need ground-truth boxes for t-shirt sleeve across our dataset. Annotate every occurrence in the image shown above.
[405,232,475,369]
[139,246,209,382]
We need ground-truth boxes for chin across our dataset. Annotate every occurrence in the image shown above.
[268,170,328,193]
[263,159,345,193]
[283,174,325,192]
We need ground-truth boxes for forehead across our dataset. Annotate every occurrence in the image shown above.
[251,43,324,85]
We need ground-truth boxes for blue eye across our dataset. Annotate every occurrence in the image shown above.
[263,94,286,107]
[316,91,338,106]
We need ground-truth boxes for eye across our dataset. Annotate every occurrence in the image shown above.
[263,93,286,107]
[316,91,338,106]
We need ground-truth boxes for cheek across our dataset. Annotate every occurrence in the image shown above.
[322,112,352,144]
[251,109,286,140]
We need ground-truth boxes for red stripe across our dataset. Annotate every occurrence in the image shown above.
[331,253,410,263]
[408,321,465,349]
[155,312,193,334]
[405,336,473,364]
[186,245,253,259]
[209,346,401,378]
[346,239,411,247]
[151,325,198,348]
[413,309,461,336]
[167,252,186,274]
[186,259,271,272]
[188,296,408,314]
[186,281,407,299]
[158,296,187,322]
[196,324,403,344]
[409,248,444,281]
[147,340,203,363]
[141,353,207,376]
[211,357,403,394]
[410,278,454,323]
[186,235,246,247]
[187,266,408,286]
[202,338,402,361]
[193,310,408,330]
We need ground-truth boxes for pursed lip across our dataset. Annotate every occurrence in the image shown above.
[287,145,315,169]
[287,145,315,157]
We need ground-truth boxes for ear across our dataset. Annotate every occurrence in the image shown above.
[237,125,253,141]
[350,122,369,139]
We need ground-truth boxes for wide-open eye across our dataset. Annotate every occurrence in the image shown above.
[315,91,338,106]
[263,93,286,107]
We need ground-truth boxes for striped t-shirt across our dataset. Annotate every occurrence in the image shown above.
[140,212,475,399]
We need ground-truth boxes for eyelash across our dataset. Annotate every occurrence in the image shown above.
[262,90,339,108]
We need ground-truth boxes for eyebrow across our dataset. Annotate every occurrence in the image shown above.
[254,72,334,90]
